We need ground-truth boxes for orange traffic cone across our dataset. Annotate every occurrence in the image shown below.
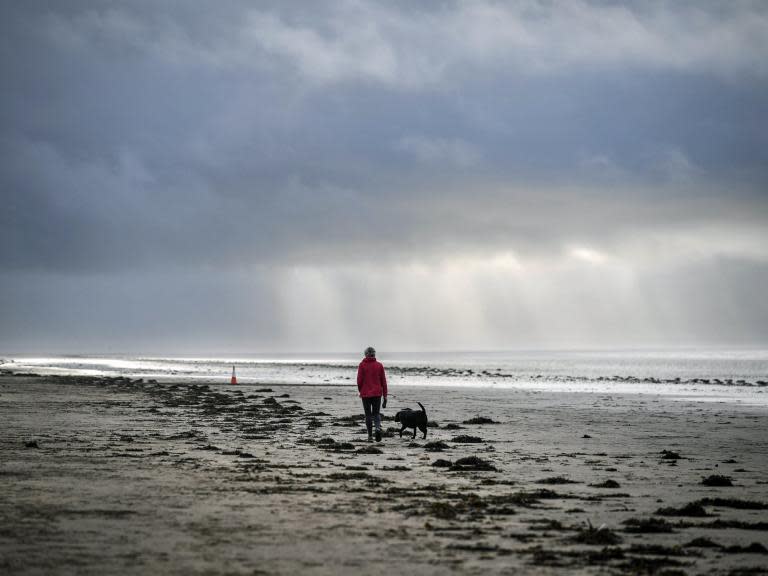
[230,365,237,385]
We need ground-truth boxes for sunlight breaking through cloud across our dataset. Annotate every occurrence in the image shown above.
[1,2,767,352]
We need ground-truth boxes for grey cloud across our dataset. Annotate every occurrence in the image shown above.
[394,135,482,168]
[1,1,767,351]
[209,2,768,82]
[53,1,766,84]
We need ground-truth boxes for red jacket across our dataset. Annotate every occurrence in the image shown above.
[357,357,388,398]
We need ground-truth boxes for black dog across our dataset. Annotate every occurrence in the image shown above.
[394,402,428,439]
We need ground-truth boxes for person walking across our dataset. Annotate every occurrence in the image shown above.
[357,346,388,442]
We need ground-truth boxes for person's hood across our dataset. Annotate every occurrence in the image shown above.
[362,356,377,362]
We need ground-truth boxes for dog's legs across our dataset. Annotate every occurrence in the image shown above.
[420,424,428,439]
[412,428,417,439]
[399,426,406,437]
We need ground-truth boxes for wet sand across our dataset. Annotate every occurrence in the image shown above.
[1,374,767,575]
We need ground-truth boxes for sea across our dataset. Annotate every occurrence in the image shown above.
[2,348,767,406]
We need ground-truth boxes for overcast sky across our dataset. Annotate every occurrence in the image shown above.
[1,1,767,354]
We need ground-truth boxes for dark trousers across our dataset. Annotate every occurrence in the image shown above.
[361,396,382,434]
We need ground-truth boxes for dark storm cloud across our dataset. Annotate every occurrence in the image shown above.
[1,1,767,351]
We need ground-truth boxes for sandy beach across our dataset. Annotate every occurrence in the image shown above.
[1,373,767,575]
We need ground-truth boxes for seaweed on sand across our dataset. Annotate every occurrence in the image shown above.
[684,537,722,548]
[334,414,365,427]
[725,567,768,576]
[451,435,482,443]
[723,543,768,554]
[697,497,768,510]
[314,437,355,451]
[660,450,681,460]
[702,474,733,486]
[623,517,675,533]
[693,519,768,531]
[584,547,625,563]
[527,518,567,531]
[486,489,561,508]
[427,493,487,520]
[328,471,375,481]
[428,501,459,520]
[627,544,699,557]
[537,476,579,485]
[655,502,710,517]
[449,456,497,472]
[572,520,622,545]
[462,416,498,425]
[618,556,688,573]
[589,479,621,488]
[528,547,569,567]
[446,543,502,553]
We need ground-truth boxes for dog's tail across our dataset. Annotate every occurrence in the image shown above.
[418,402,426,415]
